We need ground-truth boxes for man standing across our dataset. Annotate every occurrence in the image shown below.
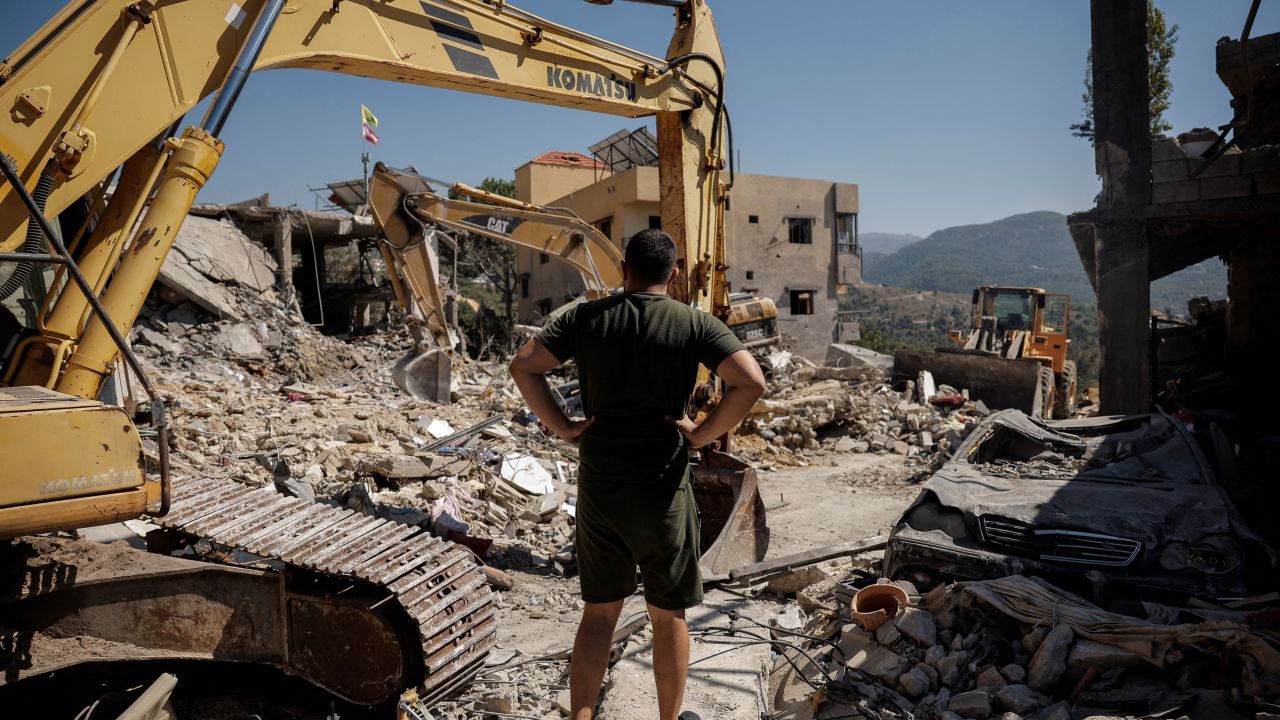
[509,229,766,720]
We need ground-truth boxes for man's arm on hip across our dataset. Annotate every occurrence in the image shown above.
[675,350,766,448]
[510,339,592,444]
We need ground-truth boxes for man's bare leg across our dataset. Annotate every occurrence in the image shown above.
[570,599,625,720]
[647,604,690,720]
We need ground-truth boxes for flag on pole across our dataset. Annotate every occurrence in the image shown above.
[362,124,380,145]
[360,104,379,128]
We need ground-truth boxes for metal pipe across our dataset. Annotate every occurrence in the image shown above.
[200,0,287,136]
[0,252,66,264]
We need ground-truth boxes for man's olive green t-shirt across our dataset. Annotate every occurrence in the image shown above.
[535,292,745,486]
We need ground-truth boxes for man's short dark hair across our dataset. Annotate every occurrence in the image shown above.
[625,228,677,284]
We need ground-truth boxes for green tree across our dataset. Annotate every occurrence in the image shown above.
[447,177,520,357]
[1070,0,1178,140]
[448,177,518,320]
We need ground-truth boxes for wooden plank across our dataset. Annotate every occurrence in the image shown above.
[725,535,888,583]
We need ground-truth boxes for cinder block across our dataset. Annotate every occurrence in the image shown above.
[1241,146,1280,174]
[1201,174,1254,200]
[1152,180,1200,204]
[1152,160,1189,183]
[1151,137,1187,162]
[1197,152,1241,178]
[1255,171,1280,195]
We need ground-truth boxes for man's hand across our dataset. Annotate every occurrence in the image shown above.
[546,416,595,445]
[667,413,712,449]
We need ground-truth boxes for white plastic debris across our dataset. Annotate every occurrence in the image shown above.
[501,453,555,495]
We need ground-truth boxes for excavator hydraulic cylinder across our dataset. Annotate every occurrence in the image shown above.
[8,143,166,388]
[55,128,222,399]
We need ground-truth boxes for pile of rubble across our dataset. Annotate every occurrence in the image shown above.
[738,348,990,468]
[764,572,1280,720]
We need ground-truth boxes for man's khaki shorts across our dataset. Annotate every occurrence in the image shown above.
[574,475,702,611]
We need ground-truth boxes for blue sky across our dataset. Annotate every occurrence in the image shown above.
[2,1,1274,236]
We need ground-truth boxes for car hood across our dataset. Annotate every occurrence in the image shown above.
[929,410,1271,556]
[925,463,1234,548]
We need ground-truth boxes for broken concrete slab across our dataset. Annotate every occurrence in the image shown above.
[825,343,893,372]
[158,215,278,318]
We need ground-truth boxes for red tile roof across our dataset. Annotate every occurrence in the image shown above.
[530,151,606,169]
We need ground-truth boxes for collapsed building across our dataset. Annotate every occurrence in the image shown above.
[514,128,863,361]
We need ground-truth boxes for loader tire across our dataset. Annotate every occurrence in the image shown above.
[1033,364,1056,419]
[1053,360,1078,419]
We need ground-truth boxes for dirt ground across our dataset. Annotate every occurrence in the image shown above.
[488,451,922,708]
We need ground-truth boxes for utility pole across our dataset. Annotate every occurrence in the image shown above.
[361,151,370,213]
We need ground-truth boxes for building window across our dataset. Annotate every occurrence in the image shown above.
[836,213,858,254]
[648,215,662,229]
[594,217,613,240]
[745,271,754,280]
[787,218,813,245]
[790,290,815,315]
[539,252,549,264]
[519,275,530,299]
[536,298,553,317]
[748,215,759,224]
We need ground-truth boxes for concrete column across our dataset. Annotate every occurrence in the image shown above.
[272,210,293,301]
[1090,0,1151,414]
[1227,237,1280,389]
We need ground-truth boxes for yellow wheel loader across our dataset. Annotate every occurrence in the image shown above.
[0,0,765,709]
[365,163,781,403]
[893,286,1077,419]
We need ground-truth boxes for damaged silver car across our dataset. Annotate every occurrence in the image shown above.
[883,410,1277,602]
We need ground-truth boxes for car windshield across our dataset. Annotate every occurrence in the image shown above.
[966,413,1205,484]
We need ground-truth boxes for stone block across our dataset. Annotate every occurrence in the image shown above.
[1150,136,1186,161]
[1256,171,1280,195]
[948,690,992,719]
[995,684,1046,716]
[1241,146,1280,174]
[1201,174,1254,200]
[1151,159,1189,183]
[1151,180,1200,204]
[893,607,938,647]
[976,666,1007,689]
[899,667,931,698]
[847,646,913,685]
[1198,152,1242,177]
[1027,624,1073,691]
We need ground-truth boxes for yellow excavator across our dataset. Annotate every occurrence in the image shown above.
[893,285,1077,419]
[366,163,780,403]
[0,0,765,710]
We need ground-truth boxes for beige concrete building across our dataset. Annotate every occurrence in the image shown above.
[514,151,860,360]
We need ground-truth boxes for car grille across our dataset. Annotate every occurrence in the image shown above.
[979,516,1141,567]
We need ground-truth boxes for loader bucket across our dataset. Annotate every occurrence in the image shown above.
[392,348,453,404]
[692,450,770,580]
[893,348,1050,417]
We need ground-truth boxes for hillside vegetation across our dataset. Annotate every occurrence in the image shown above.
[853,211,1226,388]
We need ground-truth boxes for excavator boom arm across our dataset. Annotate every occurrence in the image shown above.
[1,0,716,262]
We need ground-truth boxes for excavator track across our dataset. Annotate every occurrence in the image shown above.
[152,475,497,706]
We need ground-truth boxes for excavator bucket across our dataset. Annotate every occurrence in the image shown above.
[392,348,453,404]
[693,450,770,580]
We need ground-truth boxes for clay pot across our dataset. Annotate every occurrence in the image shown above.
[851,582,910,631]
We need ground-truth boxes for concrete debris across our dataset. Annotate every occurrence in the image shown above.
[1026,623,1073,691]
[737,349,987,469]
[755,568,1279,720]
[158,215,277,317]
